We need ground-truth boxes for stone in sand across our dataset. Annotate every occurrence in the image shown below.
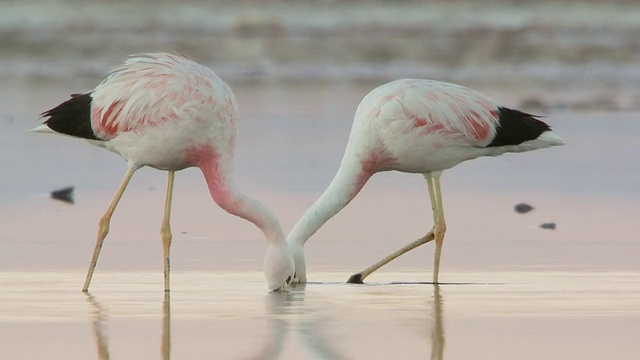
[514,203,534,214]
[51,186,74,204]
[539,222,556,230]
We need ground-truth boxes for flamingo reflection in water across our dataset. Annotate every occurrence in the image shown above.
[248,284,446,360]
[86,293,171,360]
[85,285,445,359]
[431,286,445,360]
[245,285,347,360]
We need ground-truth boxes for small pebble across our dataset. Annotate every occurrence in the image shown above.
[540,222,556,230]
[51,186,75,204]
[514,203,534,214]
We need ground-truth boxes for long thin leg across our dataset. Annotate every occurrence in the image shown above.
[83,166,137,292]
[347,231,435,283]
[161,171,175,292]
[432,176,446,284]
[427,176,438,225]
[346,176,439,284]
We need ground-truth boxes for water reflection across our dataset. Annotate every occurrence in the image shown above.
[86,293,172,360]
[431,286,445,360]
[3,271,636,359]
[84,284,445,360]
[162,292,171,360]
[250,283,446,359]
[243,290,290,359]
[247,284,347,360]
[86,294,110,360]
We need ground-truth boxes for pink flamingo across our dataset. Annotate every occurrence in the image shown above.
[287,79,564,284]
[34,53,294,292]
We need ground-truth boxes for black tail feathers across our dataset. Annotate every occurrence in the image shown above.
[487,107,551,147]
[41,93,99,140]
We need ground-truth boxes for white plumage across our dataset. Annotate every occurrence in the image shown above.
[37,53,294,292]
[288,78,564,284]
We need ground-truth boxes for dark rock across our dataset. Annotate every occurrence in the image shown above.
[540,222,556,230]
[514,203,534,214]
[51,186,75,204]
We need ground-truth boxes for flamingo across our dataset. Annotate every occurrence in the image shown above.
[34,53,294,292]
[287,79,564,284]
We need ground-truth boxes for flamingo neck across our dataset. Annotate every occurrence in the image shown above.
[198,152,286,245]
[288,156,373,247]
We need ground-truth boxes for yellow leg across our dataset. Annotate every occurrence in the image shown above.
[347,231,435,283]
[162,171,175,292]
[83,167,137,292]
[426,176,437,225]
[432,176,446,284]
[346,175,440,284]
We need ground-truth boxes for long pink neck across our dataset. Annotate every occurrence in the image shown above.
[198,152,285,244]
[287,155,373,247]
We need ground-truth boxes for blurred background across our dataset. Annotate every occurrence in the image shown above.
[3,0,640,110]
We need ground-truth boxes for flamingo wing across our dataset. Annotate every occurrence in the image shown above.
[90,53,224,140]
[375,79,551,148]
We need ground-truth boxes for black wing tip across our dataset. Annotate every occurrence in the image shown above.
[488,107,552,147]
[41,93,100,140]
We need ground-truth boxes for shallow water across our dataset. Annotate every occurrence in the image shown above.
[0,271,639,360]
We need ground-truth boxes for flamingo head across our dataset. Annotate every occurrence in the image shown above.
[288,241,307,284]
[264,243,295,291]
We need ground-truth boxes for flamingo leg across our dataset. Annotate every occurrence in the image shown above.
[83,166,137,292]
[431,175,447,284]
[346,175,440,284]
[427,176,438,225]
[161,171,175,292]
[346,231,435,283]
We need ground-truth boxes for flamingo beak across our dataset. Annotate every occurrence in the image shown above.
[270,275,293,292]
